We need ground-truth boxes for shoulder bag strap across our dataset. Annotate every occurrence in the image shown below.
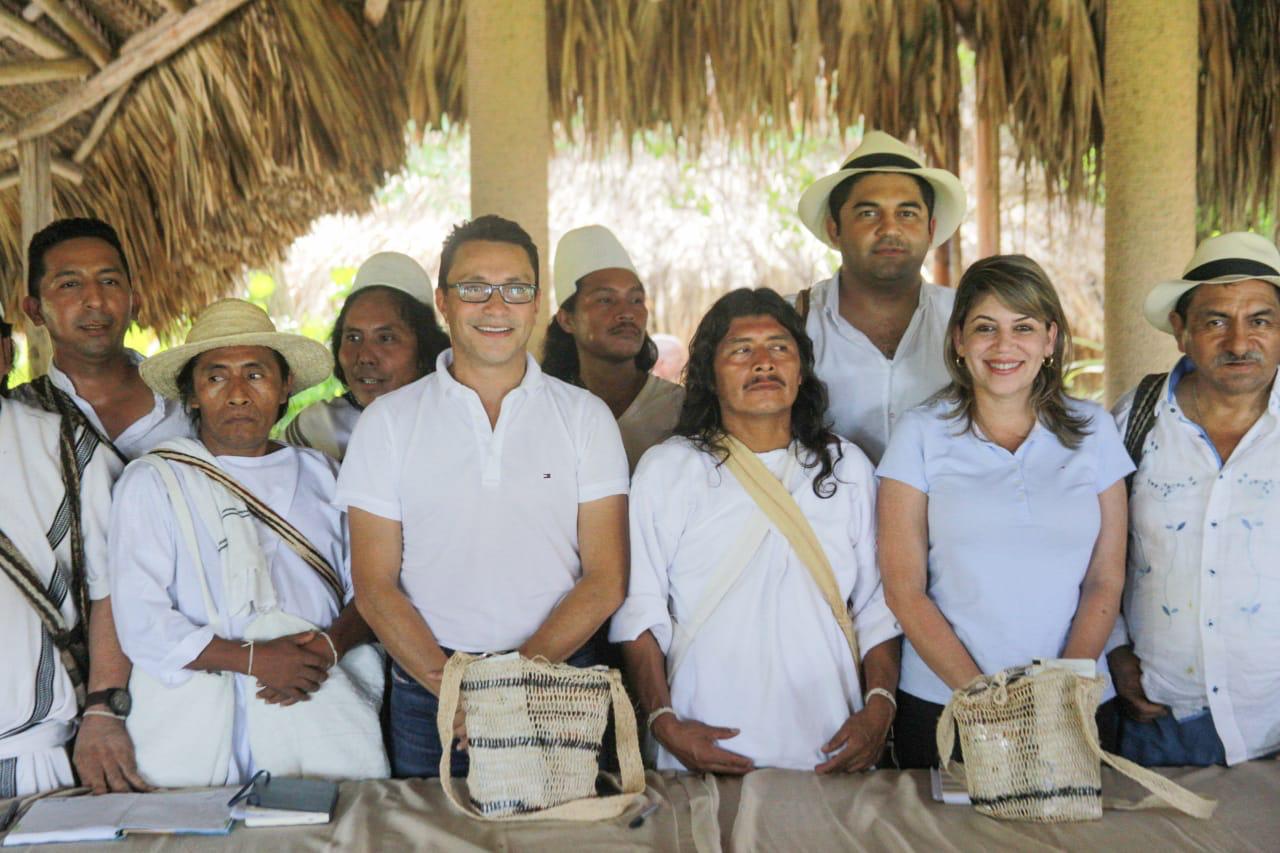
[795,288,812,322]
[1123,372,1168,493]
[149,450,345,607]
[720,435,861,669]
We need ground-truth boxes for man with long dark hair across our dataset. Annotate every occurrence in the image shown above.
[610,288,901,774]
[543,225,683,471]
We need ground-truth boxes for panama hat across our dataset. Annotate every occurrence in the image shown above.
[350,251,433,304]
[797,130,967,249]
[1143,232,1280,333]
[141,299,333,400]
[553,225,639,305]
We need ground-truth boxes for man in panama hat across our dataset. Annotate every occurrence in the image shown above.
[1109,231,1280,767]
[108,299,387,785]
[793,130,967,463]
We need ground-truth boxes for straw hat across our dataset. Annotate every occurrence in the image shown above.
[553,225,639,305]
[797,130,967,249]
[141,299,333,400]
[350,251,433,304]
[1143,232,1280,333]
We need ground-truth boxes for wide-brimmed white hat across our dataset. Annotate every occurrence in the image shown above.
[797,130,966,249]
[1144,232,1280,333]
[141,299,333,400]
[553,225,639,305]
[350,251,432,304]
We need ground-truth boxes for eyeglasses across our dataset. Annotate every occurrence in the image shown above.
[447,281,539,304]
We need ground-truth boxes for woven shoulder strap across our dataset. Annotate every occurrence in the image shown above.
[436,653,648,822]
[795,288,812,321]
[149,450,345,606]
[720,435,861,669]
[1123,372,1167,492]
[22,376,128,466]
[0,529,87,706]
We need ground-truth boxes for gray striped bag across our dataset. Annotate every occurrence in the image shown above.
[437,652,647,821]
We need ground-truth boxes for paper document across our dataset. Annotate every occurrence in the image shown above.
[3,789,233,846]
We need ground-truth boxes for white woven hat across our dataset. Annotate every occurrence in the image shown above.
[141,298,333,400]
[797,130,966,249]
[1143,232,1280,333]
[350,251,433,304]
[553,225,639,305]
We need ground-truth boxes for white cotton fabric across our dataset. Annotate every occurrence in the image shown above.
[877,397,1134,706]
[1113,358,1280,765]
[0,398,112,796]
[616,374,685,472]
[336,351,630,654]
[794,276,954,464]
[284,394,362,462]
[109,443,359,784]
[609,436,900,771]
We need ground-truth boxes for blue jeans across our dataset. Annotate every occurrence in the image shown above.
[389,637,611,779]
[1118,709,1227,767]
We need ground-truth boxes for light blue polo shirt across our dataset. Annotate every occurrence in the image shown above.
[877,396,1134,705]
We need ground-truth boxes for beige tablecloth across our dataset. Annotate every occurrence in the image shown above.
[3,764,1276,851]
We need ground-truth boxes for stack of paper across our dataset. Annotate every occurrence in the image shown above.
[3,789,232,846]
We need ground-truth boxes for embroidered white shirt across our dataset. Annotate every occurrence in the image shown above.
[610,437,900,771]
[1113,357,1280,764]
[335,351,630,654]
[878,397,1133,705]
[794,275,954,464]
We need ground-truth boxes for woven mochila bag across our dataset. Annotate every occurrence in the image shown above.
[437,652,648,821]
[936,665,1217,822]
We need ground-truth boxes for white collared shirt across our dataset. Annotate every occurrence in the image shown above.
[335,350,630,653]
[1113,357,1280,764]
[42,349,193,469]
[878,396,1133,705]
[795,275,954,464]
[610,437,900,771]
[616,374,684,472]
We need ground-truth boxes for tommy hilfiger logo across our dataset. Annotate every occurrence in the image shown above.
[543,473,552,479]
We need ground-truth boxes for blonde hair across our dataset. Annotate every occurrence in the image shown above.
[939,254,1091,448]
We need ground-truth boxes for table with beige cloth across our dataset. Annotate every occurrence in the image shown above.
[3,764,1276,852]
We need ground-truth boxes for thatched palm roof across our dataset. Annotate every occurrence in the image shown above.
[1,0,1277,331]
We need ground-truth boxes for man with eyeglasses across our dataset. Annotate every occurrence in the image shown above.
[337,215,630,778]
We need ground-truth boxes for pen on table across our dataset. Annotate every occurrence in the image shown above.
[628,800,660,829]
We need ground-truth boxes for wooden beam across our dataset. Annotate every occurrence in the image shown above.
[19,136,54,377]
[0,7,71,58]
[72,83,127,163]
[975,110,1000,258]
[31,0,111,68]
[0,154,83,190]
[1,0,253,147]
[364,0,391,27]
[159,0,190,14]
[0,56,94,86]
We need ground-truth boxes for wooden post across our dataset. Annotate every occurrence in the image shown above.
[975,110,1000,258]
[1103,0,1196,402]
[20,136,53,378]
[464,0,550,352]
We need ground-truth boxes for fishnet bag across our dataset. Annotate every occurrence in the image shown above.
[936,665,1216,822]
[437,652,647,821]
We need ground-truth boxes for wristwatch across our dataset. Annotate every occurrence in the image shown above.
[84,687,132,718]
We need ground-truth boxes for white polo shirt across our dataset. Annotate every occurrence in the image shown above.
[794,275,954,464]
[335,350,630,653]
[877,396,1133,705]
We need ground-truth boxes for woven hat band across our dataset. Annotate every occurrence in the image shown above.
[842,152,921,170]
[1184,257,1280,281]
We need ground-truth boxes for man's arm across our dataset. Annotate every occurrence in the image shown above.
[622,630,753,775]
[74,598,150,794]
[816,637,900,774]
[348,507,451,695]
[518,493,628,663]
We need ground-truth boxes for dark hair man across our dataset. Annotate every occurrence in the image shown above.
[793,131,967,464]
[611,288,902,774]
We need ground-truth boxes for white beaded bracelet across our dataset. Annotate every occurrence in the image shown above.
[318,630,339,667]
[646,706,677,728]
[242,640,255,676]
[865,687,897,710]
[82,709,124,722]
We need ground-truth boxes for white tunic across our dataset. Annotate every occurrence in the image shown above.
[794,275,954,464]
[1113,358,1280,764]
[616,374,684,473]
[109,445,351,783]
[0,398,112,797]
[283,395,362,462]
[609,437,900,771]
[336,351,629,654]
